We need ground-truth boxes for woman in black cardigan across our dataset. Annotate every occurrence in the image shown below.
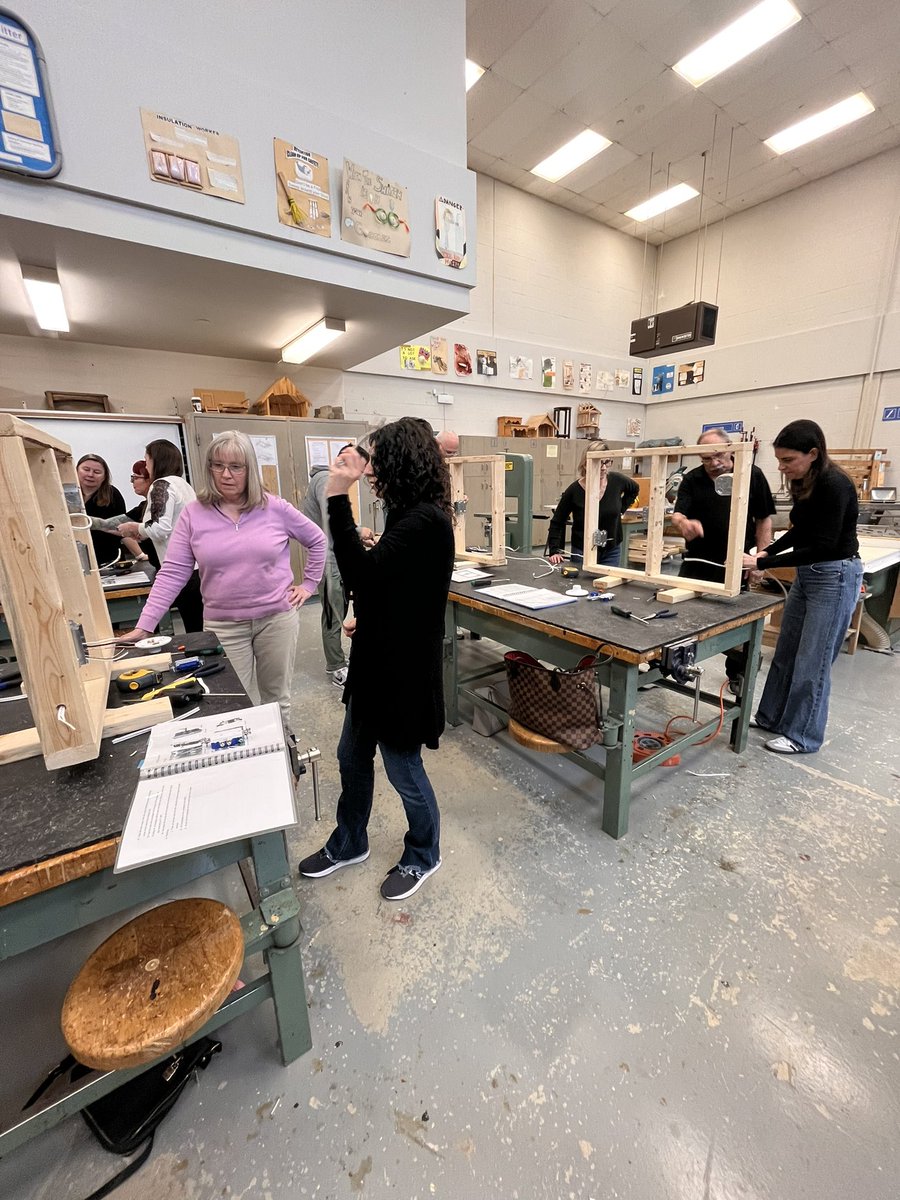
[547,441,639,566]
[299,418,455,902]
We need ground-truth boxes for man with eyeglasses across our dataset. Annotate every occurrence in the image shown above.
[670,428,775,692]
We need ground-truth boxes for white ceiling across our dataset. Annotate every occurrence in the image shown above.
[467,0,900,243]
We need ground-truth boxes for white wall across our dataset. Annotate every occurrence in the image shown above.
[4,0,475,304]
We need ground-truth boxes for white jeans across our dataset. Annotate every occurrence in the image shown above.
[205,608,299,726]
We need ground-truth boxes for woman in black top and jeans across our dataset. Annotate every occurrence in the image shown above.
[547,441,639,567]
[744,420,862,755]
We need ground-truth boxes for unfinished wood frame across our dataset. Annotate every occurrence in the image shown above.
[448,455,507,566]
[0,416,169,769]
[582,441,753,598]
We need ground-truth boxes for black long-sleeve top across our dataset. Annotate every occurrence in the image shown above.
[86,486,126,567]
[547,471,639,557]
[756,465,859,569]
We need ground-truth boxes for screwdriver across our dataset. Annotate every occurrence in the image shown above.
[611,605,652,624]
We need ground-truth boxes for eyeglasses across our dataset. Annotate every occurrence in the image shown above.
[210,461,247,474]
[599,458,613,467]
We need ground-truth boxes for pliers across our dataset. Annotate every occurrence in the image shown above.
[644,608,677,621]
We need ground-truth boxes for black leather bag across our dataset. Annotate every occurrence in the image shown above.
[504,651,601,749]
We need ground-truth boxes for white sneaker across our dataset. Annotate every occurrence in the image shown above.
[329,666,349,687]
[765,735,803,754]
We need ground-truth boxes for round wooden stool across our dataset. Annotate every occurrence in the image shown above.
[61,898,244,1071]
[508,718,572,754]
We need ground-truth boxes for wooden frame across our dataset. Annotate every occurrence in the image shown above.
[582,440,753,598]
[0,416,170,769]
[449,455,507,566]
[45,391,111,413]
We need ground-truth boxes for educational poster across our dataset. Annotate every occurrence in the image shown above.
[430,337,448,375]
[250,434,280,496]
[541,356,556,388]
[0,15,61,178]
[509,355,533,381]
[615,369,630,388]
[273,140,331,237]
[651,364,675,395]
[435,196,467,268]
[596,369,614,392]
[632,367,643,396]
[140,109,244,203]
[400,344,431,371]
[341,158,410,257]
[454,343,473,376]
[578,362,592,393]
[677,359,705,386]
[476,349,497,377]
[626,417,643,438]
[562,361,575,390]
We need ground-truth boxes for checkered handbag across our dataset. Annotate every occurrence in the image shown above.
[503,651,601,750]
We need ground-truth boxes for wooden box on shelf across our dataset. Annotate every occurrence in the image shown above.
[497,416,524,438]
[252,377,310,418]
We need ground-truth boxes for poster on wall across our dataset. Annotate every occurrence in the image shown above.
[140,109,244,203]
[509,355,533,381]
[651,364,675,395]
[0,14,61,178]
[677,359,705,386]
[400,344,431,371]
[596,369,614,392]
[632,367,643,396]
[250,435,280,496]
[625,417,643,439]
[615,369,630,388]
[273,139,331,237]
[435,196,467,268]
[430,337,448,375]
[341,158,410,257]
[477,349,498,377]
[562,361,575,390]
[541,357,556,388]
[578,363,592,393]
[454,343,473,376]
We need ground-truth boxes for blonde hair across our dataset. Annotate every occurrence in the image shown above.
[578,441,610,480]
[197,430,268,511]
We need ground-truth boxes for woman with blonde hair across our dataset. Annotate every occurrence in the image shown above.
[118,430,326,724]
[547,441,638,567]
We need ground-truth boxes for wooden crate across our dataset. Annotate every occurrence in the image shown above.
[193,388,249,413]
[829,449,890,497]
[0,416,170,769]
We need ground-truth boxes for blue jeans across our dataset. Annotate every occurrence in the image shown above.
[757,557,863,752]
[571,544,621,568]
[324,702,441,874]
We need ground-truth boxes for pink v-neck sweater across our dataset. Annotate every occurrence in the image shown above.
[138,496,326,630]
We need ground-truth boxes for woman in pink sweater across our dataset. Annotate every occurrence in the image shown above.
[118,430,326,724]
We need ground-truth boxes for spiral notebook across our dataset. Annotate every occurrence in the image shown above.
[114,702,296,873]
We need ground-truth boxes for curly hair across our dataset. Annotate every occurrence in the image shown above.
[369,418,451,518]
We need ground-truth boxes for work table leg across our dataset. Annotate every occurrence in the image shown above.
[730,616,764,753]
[444,603,461,727]
[601,661,639,838]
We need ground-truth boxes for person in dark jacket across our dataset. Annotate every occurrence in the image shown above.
[744,420,862,755]
[547,441,639,567]
[77,453,139,567]
[298,417,455,902]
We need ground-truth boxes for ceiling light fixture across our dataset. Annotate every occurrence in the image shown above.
[625,183,700,223]
[21,265,69,332]
[465,59,485,91]
[765,91,875,154]
[281,317,346,364]
[531,130,612,183]
[673,0,801,88]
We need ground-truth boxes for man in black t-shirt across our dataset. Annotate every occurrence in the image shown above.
[671,429,775,584]
[671,429,776,694]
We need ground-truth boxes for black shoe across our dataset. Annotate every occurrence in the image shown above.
[298,847,369,878]
[379,860,442,901]
[727,678,741,697]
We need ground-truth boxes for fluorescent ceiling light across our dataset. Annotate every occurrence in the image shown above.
[465,59,485,91]
[22,265,69,332]
[531,130,612,182]
[281,317,346,364]
[765,91,875,154]
[673,0,801,88]
[625,183,699,222]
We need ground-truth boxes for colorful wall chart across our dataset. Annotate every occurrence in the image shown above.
[273,140,331,237]
[141,109,244,203]
[342,158,410,257]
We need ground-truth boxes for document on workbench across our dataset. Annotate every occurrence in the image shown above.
[477,583,577,610]
[114,702,296,872]
[451,566,493,582]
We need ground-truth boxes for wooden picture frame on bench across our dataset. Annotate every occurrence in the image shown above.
[448,455,507,566]
[582,440,753,599]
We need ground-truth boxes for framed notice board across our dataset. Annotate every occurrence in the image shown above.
[0,9,61,178]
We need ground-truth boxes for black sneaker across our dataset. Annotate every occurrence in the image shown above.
[727,678,741,697]
[379,859,442,901]
[298,847,369,877]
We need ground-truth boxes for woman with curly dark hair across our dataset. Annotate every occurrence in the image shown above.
[299,417,455,902]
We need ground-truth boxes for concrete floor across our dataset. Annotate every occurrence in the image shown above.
[0,602,898,1199]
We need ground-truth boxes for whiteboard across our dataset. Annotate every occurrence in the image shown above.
[21,413,188,507]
